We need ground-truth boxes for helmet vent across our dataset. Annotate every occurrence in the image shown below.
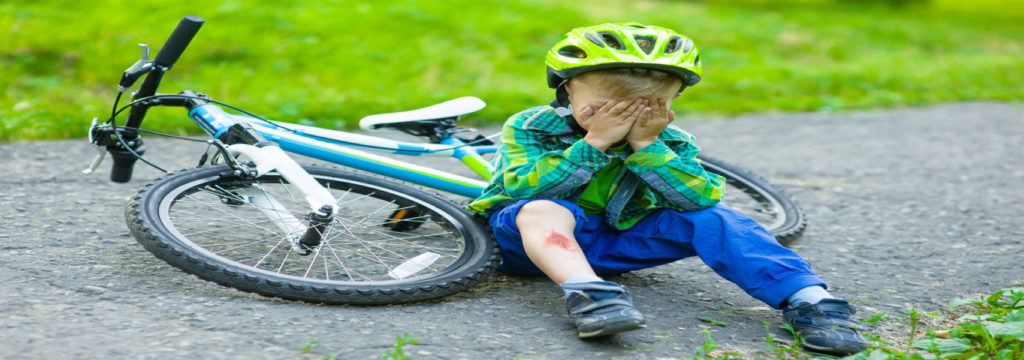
[634,35,656,54]
[585,33,606,48]
[557,45,588,59]
[682,39,694,54]
[665,37,682,54]
[694,54,701,67]
[598,32,625,50]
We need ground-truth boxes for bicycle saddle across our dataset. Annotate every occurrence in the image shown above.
[359,96,486,132]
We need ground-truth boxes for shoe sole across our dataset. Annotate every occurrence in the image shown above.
[801,340,868,356]
[578,317,646,338]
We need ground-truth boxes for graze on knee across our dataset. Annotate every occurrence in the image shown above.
[543,229,577,251]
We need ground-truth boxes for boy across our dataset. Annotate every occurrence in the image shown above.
[467,22,867,355]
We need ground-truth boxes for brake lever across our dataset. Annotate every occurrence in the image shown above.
[82,118,107,174]
[119,44,155,91]
[82,148,107,175]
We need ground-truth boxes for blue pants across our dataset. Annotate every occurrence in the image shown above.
[487,199,826,309]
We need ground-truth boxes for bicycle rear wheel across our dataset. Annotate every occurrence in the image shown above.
[126,164,499,305]
[698,155,807,245]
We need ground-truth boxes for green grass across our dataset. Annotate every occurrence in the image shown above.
[298,333,418,360]
[686,287,1024,359]
[2,0,1022,140]
[381,333,419,360]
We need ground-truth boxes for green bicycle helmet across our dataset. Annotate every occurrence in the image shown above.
[546,22,702,90]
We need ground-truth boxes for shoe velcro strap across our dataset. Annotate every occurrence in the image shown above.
[571,298,633,315]
[811,301,856,315]
[561,282,627,293]
[808,316,865,330]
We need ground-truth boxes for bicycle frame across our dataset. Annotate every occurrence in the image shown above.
[187,103,497,199]
[93,15,496,201]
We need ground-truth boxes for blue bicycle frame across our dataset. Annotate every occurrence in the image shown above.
[188,103,497,199]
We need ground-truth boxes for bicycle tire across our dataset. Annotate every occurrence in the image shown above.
[698,155,807,245]
[126,164,499,305]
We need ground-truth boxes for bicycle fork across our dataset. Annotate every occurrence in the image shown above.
[182,97,338,255]
[225,144,337,255]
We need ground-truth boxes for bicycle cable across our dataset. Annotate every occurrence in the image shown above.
[108,94,500,153]
[105,93,222,173]
[102,93,501,174]
[105,91,172,173]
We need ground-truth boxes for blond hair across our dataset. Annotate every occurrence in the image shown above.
[572,68,683,98]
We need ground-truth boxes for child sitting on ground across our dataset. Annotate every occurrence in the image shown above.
[467,22,867,356]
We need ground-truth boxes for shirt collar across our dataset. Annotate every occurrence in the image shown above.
[521,106,575,135]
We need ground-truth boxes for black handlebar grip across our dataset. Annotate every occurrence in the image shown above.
[153,15,205,68]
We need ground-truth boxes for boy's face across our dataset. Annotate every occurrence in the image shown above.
[565,79,680,131]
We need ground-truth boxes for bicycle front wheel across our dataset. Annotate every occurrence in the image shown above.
[698,155,807,245]
[126,164,499,305]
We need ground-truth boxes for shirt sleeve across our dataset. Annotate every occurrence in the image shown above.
[624,136,724,211]
[498,117,611,200]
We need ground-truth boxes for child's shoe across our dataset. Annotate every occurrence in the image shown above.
[562,281,646,338]
[783,298,869,355]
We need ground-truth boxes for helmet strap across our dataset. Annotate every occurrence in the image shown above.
[550,86,587,135]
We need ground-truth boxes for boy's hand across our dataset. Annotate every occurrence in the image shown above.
[627,98,674,152]
[578,98,651,151]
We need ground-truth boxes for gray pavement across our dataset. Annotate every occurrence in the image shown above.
[1,102,1022,359]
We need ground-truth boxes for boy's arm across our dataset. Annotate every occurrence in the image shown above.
[624,133,725,211]
[498,114,611,199]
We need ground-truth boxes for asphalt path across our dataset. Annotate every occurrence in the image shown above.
[1,102,1022,359]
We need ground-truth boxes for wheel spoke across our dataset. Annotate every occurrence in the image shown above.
[164,171,472,282]
[137,165,495,305]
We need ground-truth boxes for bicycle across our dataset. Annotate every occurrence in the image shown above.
[86,16,806,305]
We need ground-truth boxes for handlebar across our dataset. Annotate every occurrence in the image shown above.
[105,15,204,183]
[153,15,204,68]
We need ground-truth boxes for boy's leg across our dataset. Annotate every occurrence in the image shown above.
[489,199,645,337]
[605,204,825,307]
[514,199,596,284]
[611,205,866,354]
[496,201,826,307]
[685,206,826,308]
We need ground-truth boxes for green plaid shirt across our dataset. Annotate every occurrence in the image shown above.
[467,106,725,230]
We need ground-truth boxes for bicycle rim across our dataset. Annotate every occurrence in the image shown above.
[128,165,498,304]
